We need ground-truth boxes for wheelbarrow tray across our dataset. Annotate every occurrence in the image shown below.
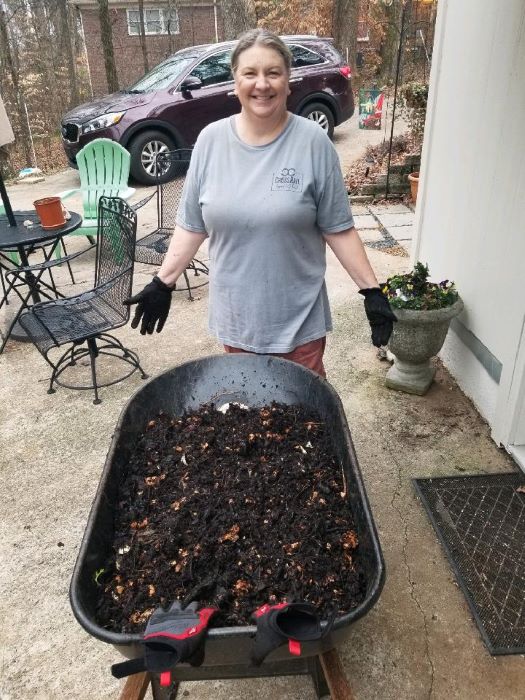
[70,354,385,672]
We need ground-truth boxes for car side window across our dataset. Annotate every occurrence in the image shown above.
[188,51,233,87]
[290,45,324,68]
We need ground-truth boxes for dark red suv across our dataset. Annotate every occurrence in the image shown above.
[61,36,354,185]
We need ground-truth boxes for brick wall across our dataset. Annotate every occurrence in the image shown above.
[81,5,224,96]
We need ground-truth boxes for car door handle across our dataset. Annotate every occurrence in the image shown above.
[227,90,237,97]
[289,77,303,84]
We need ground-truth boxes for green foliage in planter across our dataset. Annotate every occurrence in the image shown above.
[382,262,459,310]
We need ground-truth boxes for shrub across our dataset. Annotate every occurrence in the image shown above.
[400,81,429,142]
[400,81,429,109]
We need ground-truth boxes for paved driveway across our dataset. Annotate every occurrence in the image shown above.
[333,95,407,171]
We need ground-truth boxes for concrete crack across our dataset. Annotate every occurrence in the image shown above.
[388,444,436,699]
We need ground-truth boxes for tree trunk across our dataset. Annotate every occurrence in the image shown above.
[331,0,359,73]
[28,0,64,126]
[165,0,178,54]
[97,0,119,92]
[189,5,195,44]
[221,0,256,40]
[138,0,149,73]
[58,0,79,106]
[0,3,33,165]
[378,0,404,82]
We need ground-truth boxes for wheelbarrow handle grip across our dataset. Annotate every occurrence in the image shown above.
[111,656,147,679]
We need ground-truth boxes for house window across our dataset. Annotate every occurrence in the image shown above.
[127,7,179,36]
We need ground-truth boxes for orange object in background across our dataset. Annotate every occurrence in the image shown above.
[408,172,420,204]
[33,197,66,229]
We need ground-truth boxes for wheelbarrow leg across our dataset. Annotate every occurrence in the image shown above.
[118,671,150,700]
[319,649,355,700]
[118,672,180,700]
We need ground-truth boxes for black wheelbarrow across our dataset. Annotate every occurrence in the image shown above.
[70,355,385,698]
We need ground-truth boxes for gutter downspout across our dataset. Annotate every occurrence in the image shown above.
[411,0,448,265]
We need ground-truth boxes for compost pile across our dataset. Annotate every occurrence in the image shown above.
[96,402,366,633]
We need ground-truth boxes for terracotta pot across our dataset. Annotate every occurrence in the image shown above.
[33,196,66,229]
[407,171,419,204]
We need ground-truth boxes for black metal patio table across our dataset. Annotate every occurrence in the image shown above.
[0,210,82,352]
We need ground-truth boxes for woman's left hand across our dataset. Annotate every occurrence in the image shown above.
[359,287,397,347]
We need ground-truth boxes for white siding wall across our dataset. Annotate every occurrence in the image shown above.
[413,0,525,439]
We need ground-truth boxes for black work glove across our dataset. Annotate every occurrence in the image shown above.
[251,602,333,666]
[111,601,217,685]
[124,275,173,335]
[359,287,397,347]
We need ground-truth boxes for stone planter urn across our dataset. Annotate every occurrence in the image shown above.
[386,298,464,395]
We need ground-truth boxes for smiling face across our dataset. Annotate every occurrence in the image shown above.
[233,45,291,123]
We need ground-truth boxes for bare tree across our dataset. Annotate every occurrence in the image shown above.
[332,0,359,72]
[165,0,178,54]
[57,0,79,106]
[372,0,404,82]
[0,1,33,164]
[221,0,256,40]
[189,4,195,44]
[253,0,332,37]
[137,0,149,73]
[28,1,62,113]
[97,0,119,92]
[0,0,97,173]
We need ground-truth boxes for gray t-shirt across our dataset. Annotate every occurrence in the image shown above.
[176,114,354,353]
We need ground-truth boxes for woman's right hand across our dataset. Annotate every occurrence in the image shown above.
[124,276,173,335]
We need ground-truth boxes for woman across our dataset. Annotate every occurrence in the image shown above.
[125,29,396,377]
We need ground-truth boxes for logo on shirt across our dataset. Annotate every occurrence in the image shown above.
[271,167,303,192]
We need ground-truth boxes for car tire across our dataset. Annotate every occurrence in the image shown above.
[129,130,177,185]
[299,102,335,139]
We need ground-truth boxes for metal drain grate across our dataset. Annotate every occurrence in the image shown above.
[413,473,525,655]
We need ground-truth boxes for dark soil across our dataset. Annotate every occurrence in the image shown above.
[95,402,367,633]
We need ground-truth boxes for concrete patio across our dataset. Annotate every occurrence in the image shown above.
[0,170,523,700]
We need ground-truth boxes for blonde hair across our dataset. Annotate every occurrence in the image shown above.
[231,29,292,74]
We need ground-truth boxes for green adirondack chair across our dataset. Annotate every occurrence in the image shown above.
[57,138,135,245]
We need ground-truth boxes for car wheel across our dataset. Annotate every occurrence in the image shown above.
[299,102,335,139]
[129,130,176,185]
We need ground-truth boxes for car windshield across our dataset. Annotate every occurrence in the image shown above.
[127,55,196,92]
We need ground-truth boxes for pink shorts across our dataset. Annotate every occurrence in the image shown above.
[224,337,327,378]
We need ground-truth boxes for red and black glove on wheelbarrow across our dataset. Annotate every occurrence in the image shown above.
[251,601,334,666]
[111,601,217,686]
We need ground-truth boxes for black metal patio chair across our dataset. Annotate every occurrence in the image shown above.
[18,197,147,404]
[134,149,209,301]
[0,232,76,320]
[2,238,83,354]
